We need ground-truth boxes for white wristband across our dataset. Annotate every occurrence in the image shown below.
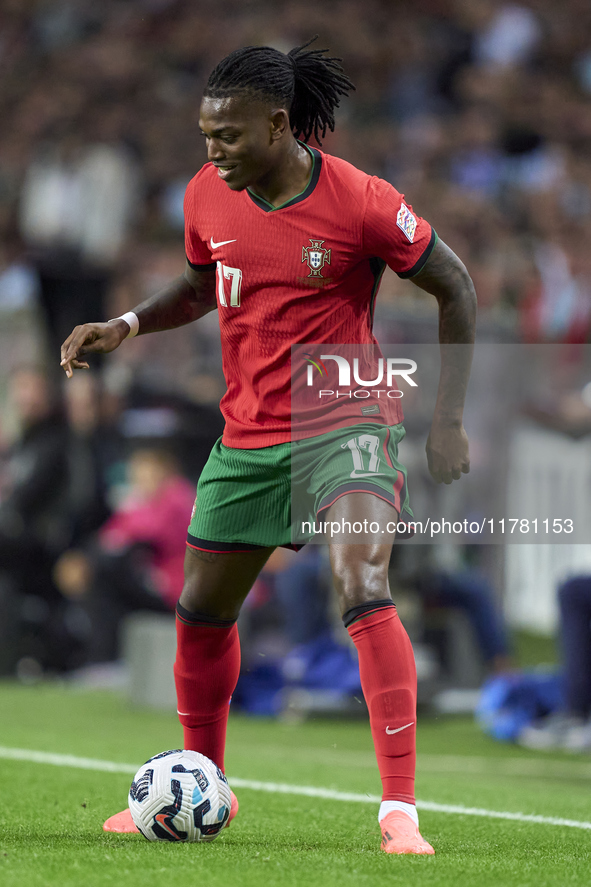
[111,311,139,338]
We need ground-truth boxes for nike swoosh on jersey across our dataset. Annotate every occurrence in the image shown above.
[385,722,414,735]
[349,471,385,478]
[210,237,237,249]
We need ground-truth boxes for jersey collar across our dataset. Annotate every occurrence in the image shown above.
[246,144,322,213]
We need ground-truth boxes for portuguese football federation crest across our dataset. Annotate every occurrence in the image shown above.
[302,239,331,278]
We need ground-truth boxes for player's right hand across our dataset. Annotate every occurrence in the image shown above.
[60,320,130,378]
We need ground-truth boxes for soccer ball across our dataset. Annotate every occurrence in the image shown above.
[128,749,232,842]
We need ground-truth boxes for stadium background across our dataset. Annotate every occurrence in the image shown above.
[1,2,591,884]
[0,0,591,718]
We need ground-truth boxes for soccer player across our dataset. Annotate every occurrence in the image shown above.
[61,40,476,855]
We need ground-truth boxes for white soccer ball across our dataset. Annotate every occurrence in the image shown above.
[128,749,232,842]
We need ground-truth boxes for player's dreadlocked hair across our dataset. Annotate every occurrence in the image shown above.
[204,37,355,144]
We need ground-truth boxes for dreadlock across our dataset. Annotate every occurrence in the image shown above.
[204,37,355,144]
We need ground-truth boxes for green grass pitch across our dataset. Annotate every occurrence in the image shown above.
[0,682,590,887]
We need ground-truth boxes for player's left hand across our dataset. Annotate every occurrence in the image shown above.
[426,421,470,484]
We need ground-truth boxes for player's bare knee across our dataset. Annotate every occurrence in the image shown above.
[179,545,272,619]
[178,583,242,621]
[178,549,233,618]
[330,549,390,614]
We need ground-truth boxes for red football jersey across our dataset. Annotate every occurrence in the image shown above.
[184,146,435,448]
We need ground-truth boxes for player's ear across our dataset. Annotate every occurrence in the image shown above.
[269,108,289,143]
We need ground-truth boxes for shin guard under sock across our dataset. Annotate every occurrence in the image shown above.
[173,603,240,772]
[346,604,417,804]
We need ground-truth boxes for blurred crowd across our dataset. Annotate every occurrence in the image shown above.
[0,0,591,376]
[0,364,223,675]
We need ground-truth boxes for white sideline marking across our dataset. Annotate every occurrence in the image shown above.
[1,745,590,831]
[231,743,591,781]
[0,746,137,773]
[418,754,591,780]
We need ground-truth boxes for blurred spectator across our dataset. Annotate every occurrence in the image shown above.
[61,371,122,549]
[473,4,542,69]
[55,446,195,664]
[272,546,332,647]
[394,544,513,677]
[0,367,74,673]
[417,565,513,675]
[519,574,591,751]
[0,235,39,314]
[0,366,67,559]
[18,131,139,361]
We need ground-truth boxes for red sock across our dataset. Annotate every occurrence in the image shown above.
[347,606,417,804]
[173,609,240,773]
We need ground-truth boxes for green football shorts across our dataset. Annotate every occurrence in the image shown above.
[186,423,413,551]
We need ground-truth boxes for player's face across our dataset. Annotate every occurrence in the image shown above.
[199,96,282,190]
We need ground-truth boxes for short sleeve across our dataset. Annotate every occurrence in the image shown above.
[363,177,436,278]
[183,177,215,269]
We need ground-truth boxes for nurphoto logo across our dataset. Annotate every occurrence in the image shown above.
[304,354,418,400]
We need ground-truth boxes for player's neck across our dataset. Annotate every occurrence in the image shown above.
[248,140,313,208]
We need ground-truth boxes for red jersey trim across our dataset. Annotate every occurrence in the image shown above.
[317,483,400,516]
[186,537,302,553]
[187,536,266,552]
